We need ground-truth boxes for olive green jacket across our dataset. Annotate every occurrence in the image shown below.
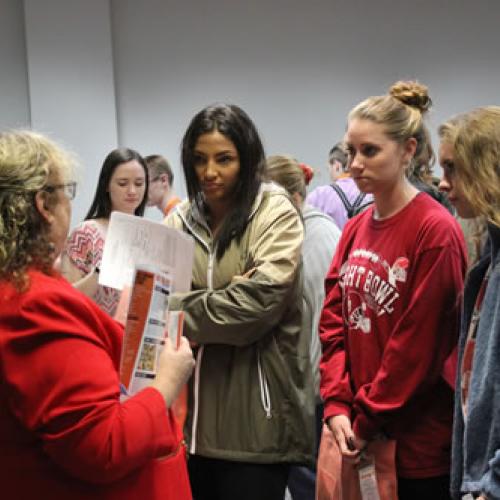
[165,182,315,465]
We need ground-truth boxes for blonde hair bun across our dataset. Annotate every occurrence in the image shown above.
[389,80,432,114]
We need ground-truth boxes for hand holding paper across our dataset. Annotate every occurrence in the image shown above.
[151,337,195,408]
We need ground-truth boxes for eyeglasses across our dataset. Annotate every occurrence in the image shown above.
[43,181,77,200]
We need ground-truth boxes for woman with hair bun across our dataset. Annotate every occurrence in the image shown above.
[319,81,467,498]
[438,107,500,500]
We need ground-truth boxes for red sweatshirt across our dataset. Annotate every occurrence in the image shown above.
[319,193,467,478]
[0,270,191,499]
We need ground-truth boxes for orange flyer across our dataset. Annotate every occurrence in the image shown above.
[119,266,178,395]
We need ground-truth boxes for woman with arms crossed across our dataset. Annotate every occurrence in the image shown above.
[165,104,315,500]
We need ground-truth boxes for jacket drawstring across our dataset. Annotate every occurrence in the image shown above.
[257,351,272,419]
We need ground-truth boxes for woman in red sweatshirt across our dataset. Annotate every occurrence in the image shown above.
[319,81,467,499]
[0,130,194,499]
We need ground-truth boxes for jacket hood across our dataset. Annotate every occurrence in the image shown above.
[174,181,290,228]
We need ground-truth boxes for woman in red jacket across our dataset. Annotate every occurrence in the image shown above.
[0,130,194,499]
[319,81,467,499]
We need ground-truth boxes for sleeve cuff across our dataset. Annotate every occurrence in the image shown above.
[352,412,379,441]
[168,293,182,311]
[323,399,352,422]
[127,387,181,453]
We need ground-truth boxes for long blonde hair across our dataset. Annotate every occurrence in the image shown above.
[0,130,75,290]
[439,106,500,228]
[348,80,433,174]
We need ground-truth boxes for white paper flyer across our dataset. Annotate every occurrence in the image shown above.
[99,211,194,292]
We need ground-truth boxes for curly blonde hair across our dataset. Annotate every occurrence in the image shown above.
[0,130,75,290]
[348,80,433,175]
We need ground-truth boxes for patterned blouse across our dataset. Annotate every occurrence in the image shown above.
[63,220,120,317]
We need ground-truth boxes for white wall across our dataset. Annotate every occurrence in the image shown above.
[0,0,30,130]
[111,0,500,193]
[0,0,499,226]
[24,0,118,225]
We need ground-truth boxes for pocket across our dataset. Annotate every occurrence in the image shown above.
[150,443,191,499]
[111,443,192,500]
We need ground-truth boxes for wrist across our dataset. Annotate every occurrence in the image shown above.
[150,379,175,408]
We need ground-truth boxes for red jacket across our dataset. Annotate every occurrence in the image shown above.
[320,193,467,478]
[0,270,191,499]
